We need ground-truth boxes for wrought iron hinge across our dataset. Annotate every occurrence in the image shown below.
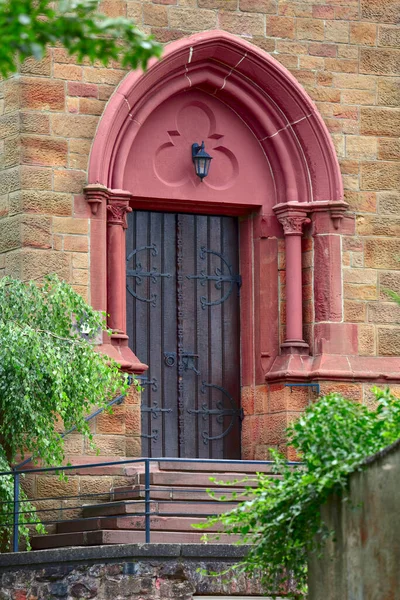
[141,429,159,442]
[187,247,241,309]
[141,401,173,419]
[126,244,171,306]
[188,403,243,421]
[187,382,242,445]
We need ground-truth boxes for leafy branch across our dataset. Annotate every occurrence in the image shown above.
[0,0,162,77]
[0,275,134,550]
[197,389,400,598]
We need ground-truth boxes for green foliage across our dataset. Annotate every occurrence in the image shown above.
[384,288,400,306]
[198,389,400,598]
[0,275,130,549]
[0,274,128,466]
[0,448,45,552]
[0,0,162,78]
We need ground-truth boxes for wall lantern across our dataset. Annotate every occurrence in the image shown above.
[192,141,212,181]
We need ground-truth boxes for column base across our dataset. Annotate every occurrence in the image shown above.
[281,339,310,355]
[97,331,148,374]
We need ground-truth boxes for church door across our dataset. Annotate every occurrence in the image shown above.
[126,211,242,459]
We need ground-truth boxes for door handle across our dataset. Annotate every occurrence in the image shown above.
[163,351,199,374]
[181,352,199,374]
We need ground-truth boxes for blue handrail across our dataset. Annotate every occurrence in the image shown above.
[14,392,126,471]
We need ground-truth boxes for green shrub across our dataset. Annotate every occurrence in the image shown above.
[198,389,400,598]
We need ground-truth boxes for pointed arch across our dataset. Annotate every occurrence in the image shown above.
[85,30,348,380]
[88,30,343,206]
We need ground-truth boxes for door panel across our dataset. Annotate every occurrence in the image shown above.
[126,211,178,457]
[126,210,241,458]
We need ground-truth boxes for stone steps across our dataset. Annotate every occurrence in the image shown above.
[56,515,219,534]
[158,460,275,473]
[31,529,238,550]
[112,484,251,502]
[139,470,259,487]
[82,499,238,518]
[31,461,269,550]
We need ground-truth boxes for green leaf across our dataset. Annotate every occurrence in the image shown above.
[200,390,400,598]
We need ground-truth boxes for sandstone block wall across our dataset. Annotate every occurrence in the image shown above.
[0,0,399,459]
[241,380,400,459]
[0,0,398,350]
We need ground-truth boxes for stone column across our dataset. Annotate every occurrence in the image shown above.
[84,184,109,314]
[106,192,132,335]
[277,211,310,354]
[85,185,147,374]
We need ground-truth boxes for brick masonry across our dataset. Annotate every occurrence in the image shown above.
[0,0,399,460]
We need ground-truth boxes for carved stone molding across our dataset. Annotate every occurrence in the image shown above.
[83,185,147,374]
[278,214,311,236]
[273,199,349,234]
[106,201,132,229]
[84,183,109,215]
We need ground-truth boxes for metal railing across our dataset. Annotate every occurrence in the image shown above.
[0,457,301,552]
[14,390,128,471]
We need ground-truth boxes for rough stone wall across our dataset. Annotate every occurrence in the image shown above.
[0,0,399,460]
[18,384,142,528]
[308,440,400,600]
[0,545,276,599]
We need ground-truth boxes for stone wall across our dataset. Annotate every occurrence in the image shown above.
[0,544,279,599]
[308,439,400,600]
[0,0,399,458]
[0,0,398,349]
[241,380,400,459]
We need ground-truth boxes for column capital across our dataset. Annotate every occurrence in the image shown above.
[278,213,311,236]
[85,185,133,220]
[106,200,132,229]
[273,202,311,236]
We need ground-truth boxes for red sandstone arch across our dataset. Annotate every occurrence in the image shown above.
[86,30,351,381]
[89,30,343,205]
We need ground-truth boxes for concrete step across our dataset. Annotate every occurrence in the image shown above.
[112,485,249,502]
[140,471,259,488]
[31,529,237,550]
[82,500,238,518]
[57,515,221,534]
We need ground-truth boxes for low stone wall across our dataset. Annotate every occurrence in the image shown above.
[0,544,279,599]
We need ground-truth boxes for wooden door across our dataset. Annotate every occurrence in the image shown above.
[126,211,241,458]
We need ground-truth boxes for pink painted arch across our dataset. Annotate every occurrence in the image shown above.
[85,30,351,377]
[88,30,343,205]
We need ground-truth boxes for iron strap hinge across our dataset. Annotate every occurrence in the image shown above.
[141,402,173,419]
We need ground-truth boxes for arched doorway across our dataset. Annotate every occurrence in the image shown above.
[85,31,345,459]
